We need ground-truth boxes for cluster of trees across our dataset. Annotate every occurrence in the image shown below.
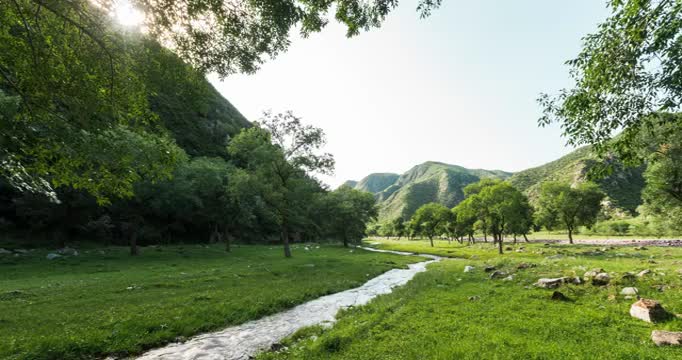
[376,179,606,253]
[1,112,377,257]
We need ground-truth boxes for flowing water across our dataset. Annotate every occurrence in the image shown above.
[136,247,441,360]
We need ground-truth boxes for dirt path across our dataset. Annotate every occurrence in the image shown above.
[136,248,441,360]
[526,238,682,247]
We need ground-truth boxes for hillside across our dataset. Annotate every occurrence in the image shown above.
[508,146,645,213]
[346,162,512,221]
[142,41,250,157]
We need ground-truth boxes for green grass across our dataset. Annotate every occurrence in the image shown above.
[258,238,682,359]
[0,243,421,360]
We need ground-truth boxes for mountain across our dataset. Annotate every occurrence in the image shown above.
[348,147,646,222]
[345,162,512,221]
[141,41,250,158]
[508,146,645,213]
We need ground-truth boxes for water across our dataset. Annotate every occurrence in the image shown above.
[136,247,441,360]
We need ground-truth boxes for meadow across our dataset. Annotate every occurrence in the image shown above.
[258,238,682,359]
[0,244,420,360]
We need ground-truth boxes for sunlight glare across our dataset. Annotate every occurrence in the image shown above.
[113,0,144,27]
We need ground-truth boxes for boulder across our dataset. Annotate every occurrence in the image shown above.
[630,299,673,323]
[583,268,605,281]
[651,331,682,346]
[535,278,566,289]
[551,291,569,301]
[620,287,639,296]
[463,266,475,273]
[637,269,651,277]
[592,273,610,286]
[489,271,508,279]
[46,253,61,260]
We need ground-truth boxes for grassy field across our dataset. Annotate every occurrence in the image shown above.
[0,243,421,360]
[258,238,682,359]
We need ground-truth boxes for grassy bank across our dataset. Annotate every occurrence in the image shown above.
[0,243,421,359]
[258,239,682,359]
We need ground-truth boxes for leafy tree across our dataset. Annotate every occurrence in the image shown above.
[323,186,377,247]
[452,202,477,243]
[536,182,605,244]
[391,217,407,240]
[539,0,682,166]
[228,112,333,257]
[410,203,450,247]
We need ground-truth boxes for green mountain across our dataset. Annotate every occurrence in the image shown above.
[346,162,512,221]
[508,146,645,214]
[348,147,646,222]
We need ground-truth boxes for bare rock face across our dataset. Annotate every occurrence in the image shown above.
[630,299,673,323]
[652,330,682,346]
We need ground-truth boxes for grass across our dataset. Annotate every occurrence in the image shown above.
[0,243,421,360]
[258,238,682,359]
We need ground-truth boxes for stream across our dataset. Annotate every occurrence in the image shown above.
[136,247,442,360]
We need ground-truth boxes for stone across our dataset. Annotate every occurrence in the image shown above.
[489,271,508,279]
[515,249,525,253]
[484,266,496,272]
[621,272,636,282]
[551,291,569,301]
[637,269,651,277]
[517,263,533,270]
[46,253,61,260]
[504,246,513,251]
[630,299,673,323]
[14,249,28,254]
[0,248,11,254]
[468,296,480,301]
[569,277,582,285]
[592,273,610,286]
[535,278,566,289]
[624,296,634,300]
[652,331,682,346]
[583,268,605,281]
[502,275,514,281]
[57,247,78,256]
[620,287,639,296]
[463,266,475,273]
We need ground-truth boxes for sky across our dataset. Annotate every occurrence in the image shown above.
[209,1,611,187]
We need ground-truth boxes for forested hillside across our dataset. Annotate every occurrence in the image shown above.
[346,162,512,221]
[508,146,645,213]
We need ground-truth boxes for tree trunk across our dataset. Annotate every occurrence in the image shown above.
[498,235,503,254]
[483,231,488,242]
[130,229,139,256]
[523,234,529,242]
[225,230,232,252]
[429,236,434,247]
[513,234,517,244]
[282,227,292,258]
[568,227,574,244]
[343,232,349,248]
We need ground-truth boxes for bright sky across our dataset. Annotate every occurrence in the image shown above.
[209,1,611,187]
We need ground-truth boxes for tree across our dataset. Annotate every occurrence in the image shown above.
[476,182,526,254]
[228,112,333,257]
[391,217,407,240]
[323,186,377,247]
[410,203,450,247]
[536,182,605,244]
[539,0,682,167]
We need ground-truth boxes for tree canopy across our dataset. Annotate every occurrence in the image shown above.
[536,181,605,243]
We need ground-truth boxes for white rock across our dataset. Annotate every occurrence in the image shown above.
[630,299,671,323]
[46,253,61,260]
[652,330,682,346]
[463,266,475,273]
[620,287,639,296]
[637,269,651,277]
[0,248,11,254]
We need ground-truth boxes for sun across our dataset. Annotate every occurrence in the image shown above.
[113,0,144,27]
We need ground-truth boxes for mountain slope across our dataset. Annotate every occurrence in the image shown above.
[508,146,645,213]
[346,162,512,221]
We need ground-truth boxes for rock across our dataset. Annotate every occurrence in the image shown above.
[515,249,525,253]
[535,278,566,289]
[551,291,569,301]
[583,268,605,281]
[0,248,11,254]
[489,271,508,279]
[14,249,28,254]
[463,266,475,273]
[652,331,682,346]
[630,299,673,323]
[468,296,480,301]
[637,269,651,277]
[46,253,61,260]
[504,246,513,251]
[517,263,534,270]
[592,273,610,286]
[620,287,639,296]
[621,272,636,282]
[624,296,634,300]
[502,275,515,281]
[57,247,78,256]
[484,266,496,272]
[569,277,582,285]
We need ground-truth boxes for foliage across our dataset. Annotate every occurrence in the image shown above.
[0,244,419,359]
[539,0,682,166]
[410,203,451,246]
[320,186,377,247]
[536,182,606,243]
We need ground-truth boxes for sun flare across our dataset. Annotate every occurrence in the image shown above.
[113,0,144,27]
